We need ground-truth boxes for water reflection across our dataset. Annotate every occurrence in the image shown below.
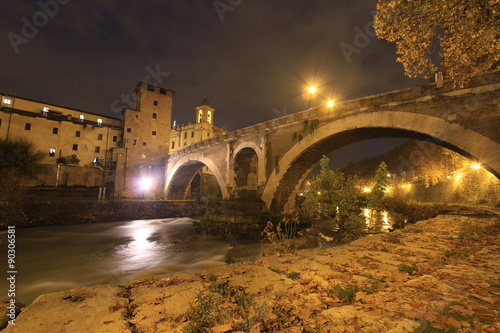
[364,209,393,233]
[1,218,231,305]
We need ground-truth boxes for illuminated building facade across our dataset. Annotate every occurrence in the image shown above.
[0,84,224,197]
[169,96,225,153]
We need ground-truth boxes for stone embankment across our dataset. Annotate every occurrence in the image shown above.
[2,213,499,332]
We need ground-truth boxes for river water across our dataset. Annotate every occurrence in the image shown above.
[0,218,232,306]
[1,210,397,306]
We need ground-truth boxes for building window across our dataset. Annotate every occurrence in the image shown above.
[79,115,84,122]
[160,88,166,95]
[127,127,132,133]
[142,142,147,146]
[112,135,117,142]
[207,111,212,124]
[97,118,103,125]
[0,119,2,126]
[3,98,12,105]
[152,113,157,119]
[183,143,187,148]
[208,133,210,137]
[75,130,80,137]
[198,110,203,123]
[153,100,158,106]
[95,146,100,153]
[24,123,31,131]
[191,132,194,138]
[184,132,187,139]
[171,141,175,149]
[132,140,137,145]
[52,127,58,134]
[152,131,157,136]
[147,84,154,91]
[49,148,56,157]
[97,133,103,140]
[72,144,78,151]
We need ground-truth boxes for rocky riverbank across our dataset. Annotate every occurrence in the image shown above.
[2,212,499,332]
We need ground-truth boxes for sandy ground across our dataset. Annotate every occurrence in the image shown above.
[1,212,499,332]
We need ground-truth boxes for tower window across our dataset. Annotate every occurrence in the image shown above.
[25,123,31,131]
[153,100,158,106]
[97,133,103,140]
[152,113,157,119]
[207,111,212,124]
[95,146,100,153]
[160,88,166,95]
[72,144,78,151]
[152,131,157,136]
[198,110,203,123]
[49,148,56,157]
[52,127,59,134]
[127,128,132,133]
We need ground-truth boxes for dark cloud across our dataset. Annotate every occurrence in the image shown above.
[1,0,427,165]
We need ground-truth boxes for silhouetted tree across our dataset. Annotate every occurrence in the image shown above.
[0,139,45,207]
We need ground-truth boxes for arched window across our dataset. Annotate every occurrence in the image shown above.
[207,111,212,124]
[198,110,203,123]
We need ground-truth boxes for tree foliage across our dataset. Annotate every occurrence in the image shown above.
[0,139,45,203]
[374,0,500,84]
[0,138,45,176]
[300,157,365,242]
[367,161,389,210]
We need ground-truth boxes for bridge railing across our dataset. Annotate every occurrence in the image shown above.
[168,70,499,158]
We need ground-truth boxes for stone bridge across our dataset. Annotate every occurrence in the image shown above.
[165,71,500,213]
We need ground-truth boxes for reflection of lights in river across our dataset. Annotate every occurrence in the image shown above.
[382,211,390,230]
[364,209,392,233]
[115,220,165,271]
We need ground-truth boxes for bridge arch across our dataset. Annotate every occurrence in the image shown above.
[232,141,266,187]
[262,111,500,213]
[165,154,229,200]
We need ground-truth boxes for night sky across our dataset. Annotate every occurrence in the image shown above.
[1,0,427,168]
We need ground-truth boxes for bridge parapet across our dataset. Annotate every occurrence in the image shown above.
[169,70,498,160]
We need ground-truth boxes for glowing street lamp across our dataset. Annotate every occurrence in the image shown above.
[308,85,317,94]
[139,177,154,192]
[471,163,481,170]
[326,100,334,108]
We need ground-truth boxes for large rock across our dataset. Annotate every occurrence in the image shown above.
[2,284,129,333]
